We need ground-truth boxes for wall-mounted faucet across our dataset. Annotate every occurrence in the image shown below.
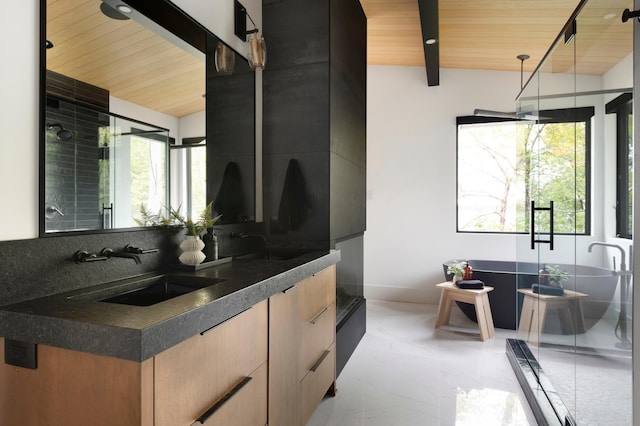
[100,248,142,264]
[123,244,159,255]
[73,250,108,264]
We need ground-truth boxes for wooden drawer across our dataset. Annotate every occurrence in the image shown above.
[300,342,336,424]
[300,301,335,377]
[154,300,268,426]
[199,361,267,426]
[298,265,336,323]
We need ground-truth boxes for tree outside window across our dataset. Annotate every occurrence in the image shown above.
[456,108,592,234]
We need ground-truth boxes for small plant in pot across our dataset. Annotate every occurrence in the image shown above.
[447,261,466,283]
[170,202,222,265]
[546,265,569,288]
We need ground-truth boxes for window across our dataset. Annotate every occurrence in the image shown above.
[185,144,207,218]
[607,93,633,239]
[457,107,593,234]
[170,140,207,220]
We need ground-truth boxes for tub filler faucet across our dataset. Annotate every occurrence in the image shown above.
[587,241,633,350]
[587,242,627,273]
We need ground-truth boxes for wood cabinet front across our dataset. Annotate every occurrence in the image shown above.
[0,337,154,426]
[268,265,337,426]
[154,300,268,426]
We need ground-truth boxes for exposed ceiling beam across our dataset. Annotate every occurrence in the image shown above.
[417,0,439,86]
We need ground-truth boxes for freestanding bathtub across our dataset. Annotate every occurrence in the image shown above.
[442,259,619,331]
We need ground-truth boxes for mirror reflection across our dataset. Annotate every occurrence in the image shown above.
[43,0,255,235]
[45,98,169,232]
[44,0,204,234]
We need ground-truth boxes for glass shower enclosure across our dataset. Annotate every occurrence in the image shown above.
[510,0,634,424]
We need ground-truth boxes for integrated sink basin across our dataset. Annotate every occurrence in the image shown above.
[98,275,227,307]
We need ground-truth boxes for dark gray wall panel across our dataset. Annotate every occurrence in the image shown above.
[330,153,366,240]
[263,0,330,70]
[329,0,367,238]
[263,62,330,156]
[206,49,256,224]
[263,151,330,245]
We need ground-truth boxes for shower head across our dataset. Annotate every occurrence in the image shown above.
[47,123,73,141]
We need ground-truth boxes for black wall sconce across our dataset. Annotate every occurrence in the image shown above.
[234,0,266,70]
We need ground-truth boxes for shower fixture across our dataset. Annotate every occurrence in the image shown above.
[473,54,532,120]
[47,123,73,141]
[517,54,530,89]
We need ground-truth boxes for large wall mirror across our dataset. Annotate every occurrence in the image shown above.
[41,0,255,235]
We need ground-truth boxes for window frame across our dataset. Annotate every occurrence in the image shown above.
[606,92,633,239]
[456,107,593,235]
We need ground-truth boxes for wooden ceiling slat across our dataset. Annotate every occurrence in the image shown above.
[361,0,632,76]
[47,0,633,117]
[47,0,206,118]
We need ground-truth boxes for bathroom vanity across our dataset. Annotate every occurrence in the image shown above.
[0,251,339,426]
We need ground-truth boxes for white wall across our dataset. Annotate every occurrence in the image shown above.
[365,65,627,305]
[169,0,261,59]
[365,67,522,304]
[110,96,180,138]
[0,0,39,240]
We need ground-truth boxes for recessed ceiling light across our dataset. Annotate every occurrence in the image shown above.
[425,39,437,45]
[116,4,133,14]
[604,13,616,20]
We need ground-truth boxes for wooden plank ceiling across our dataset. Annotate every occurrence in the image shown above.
[361,0,633,76]
[47,0,633,118]
[46,0,205,118]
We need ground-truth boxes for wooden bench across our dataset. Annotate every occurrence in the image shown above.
[435,281,495,341]
[517,288,588,345]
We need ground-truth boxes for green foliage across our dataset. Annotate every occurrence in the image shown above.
[447,261,466,277]
[546,265,569,283]
[170,202,222,236]
[458,117,588,234]
[133,204,176,227]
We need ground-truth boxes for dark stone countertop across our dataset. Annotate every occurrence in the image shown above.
[0,250,340,362]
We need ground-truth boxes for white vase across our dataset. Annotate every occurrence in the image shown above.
[452,275,461,284]
[179,235,206,266]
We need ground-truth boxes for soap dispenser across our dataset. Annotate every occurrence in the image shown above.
[202,228,218,261]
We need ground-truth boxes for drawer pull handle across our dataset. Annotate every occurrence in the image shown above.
[310,350,330,373]
[310,307,329,325]
[282,285,296,294]
[194,376,252,424]
[200,307,252,335]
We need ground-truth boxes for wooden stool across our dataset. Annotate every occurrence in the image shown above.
[435,282,495,341]
[517,288,588,345]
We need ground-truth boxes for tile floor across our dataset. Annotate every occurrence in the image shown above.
[308,299,537,425]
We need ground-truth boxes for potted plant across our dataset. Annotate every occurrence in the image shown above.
[546,265,569,288]
[170,202,222,265]
[447,261,466,283]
